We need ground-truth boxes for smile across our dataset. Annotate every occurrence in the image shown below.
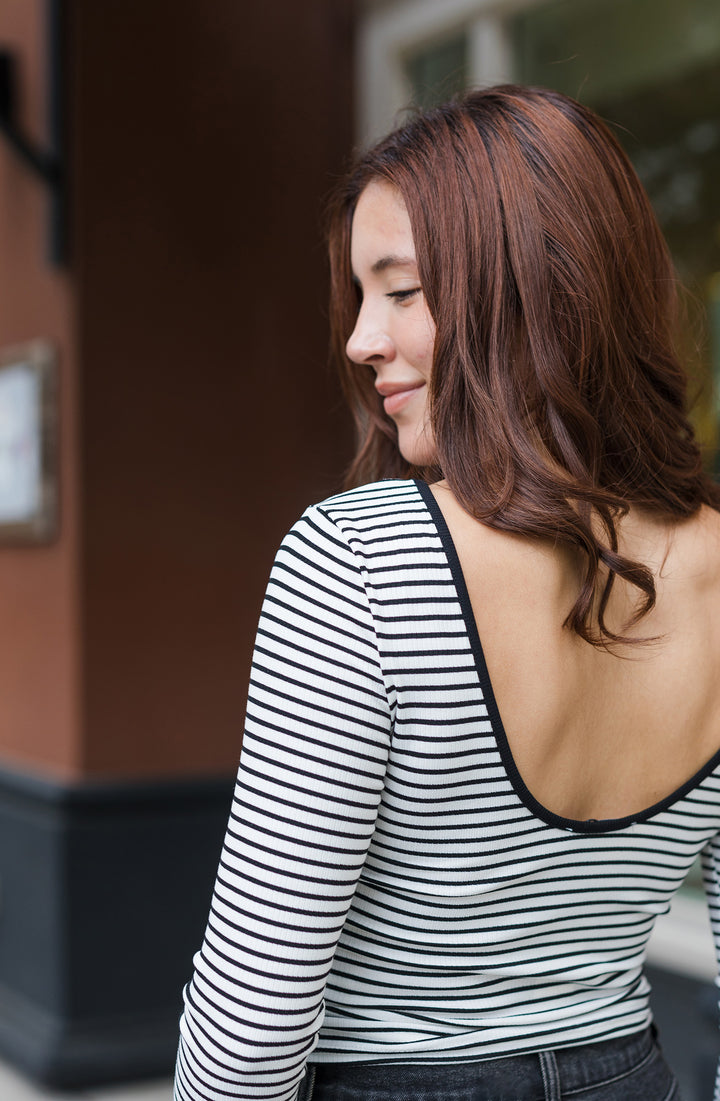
[378,383,425,417]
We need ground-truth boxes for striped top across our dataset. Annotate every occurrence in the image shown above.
[174,479,720,1101]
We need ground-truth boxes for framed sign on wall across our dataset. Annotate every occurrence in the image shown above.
[0,341,57,542]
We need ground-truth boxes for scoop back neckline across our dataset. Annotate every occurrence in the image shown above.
[413,478,720,835]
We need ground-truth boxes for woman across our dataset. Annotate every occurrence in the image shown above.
[174,86,720,1101]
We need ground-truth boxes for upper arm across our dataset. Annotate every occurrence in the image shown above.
[174,507,393,1101]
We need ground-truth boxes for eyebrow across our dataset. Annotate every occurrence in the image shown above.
[371,254,418,274]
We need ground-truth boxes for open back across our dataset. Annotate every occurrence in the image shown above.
[429,480,720,823]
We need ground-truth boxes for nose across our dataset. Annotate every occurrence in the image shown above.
[345,303,394,367]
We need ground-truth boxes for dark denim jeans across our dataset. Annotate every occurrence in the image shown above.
[298,1028,682,1101]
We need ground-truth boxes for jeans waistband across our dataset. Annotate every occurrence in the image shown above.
[309,1026,656,1099]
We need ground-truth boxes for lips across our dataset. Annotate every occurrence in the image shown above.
[376,381,425,417]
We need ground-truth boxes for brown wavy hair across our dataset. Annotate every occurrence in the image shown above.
[327,85,720,646]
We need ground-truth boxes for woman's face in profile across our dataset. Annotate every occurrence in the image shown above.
[346,180,436,466]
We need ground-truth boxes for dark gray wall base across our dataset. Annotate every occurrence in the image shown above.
[0,765,234,1088]
[0,981,179,1088]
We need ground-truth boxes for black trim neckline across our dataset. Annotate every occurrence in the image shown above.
[415,478,720,836]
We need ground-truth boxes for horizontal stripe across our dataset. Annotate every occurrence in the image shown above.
[175,480,720,1101]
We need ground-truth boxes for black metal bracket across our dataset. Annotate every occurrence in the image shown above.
[0,0,66,264]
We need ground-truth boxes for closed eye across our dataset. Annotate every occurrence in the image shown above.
[387,288,420,303]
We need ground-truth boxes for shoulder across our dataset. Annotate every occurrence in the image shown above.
[311,479,424,523]
[297,479,430,543]
[277,479,436,575]
[266,481,433,624]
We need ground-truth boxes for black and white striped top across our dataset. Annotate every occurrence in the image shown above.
[174,479,720,1101]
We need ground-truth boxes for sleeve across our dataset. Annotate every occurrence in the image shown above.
[701,834,720,1101]
[173,506,393,1101]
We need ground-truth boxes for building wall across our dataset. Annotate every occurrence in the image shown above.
[0,0,354,782]
[0,0,355,1085]
[73,1,354,778]
[0,0,81,776]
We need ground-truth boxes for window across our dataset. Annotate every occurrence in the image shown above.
[512,0,720,472]
[404,31,469,110]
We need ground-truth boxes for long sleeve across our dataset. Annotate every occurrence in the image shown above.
[174,506,393,1101]
[701,834,720,1101]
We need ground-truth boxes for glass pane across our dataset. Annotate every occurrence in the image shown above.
[405,32,469,111]
[511,0,720,104]
[512,0,720,473]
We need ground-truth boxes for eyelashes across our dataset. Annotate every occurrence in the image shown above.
[386,288,421,303]
[350,283,421,312]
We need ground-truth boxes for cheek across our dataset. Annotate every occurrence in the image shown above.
[419,316,436,379]
[420,335,435,382]
[407,321,435,381]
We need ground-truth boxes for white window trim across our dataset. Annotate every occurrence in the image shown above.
[357,0,547,145]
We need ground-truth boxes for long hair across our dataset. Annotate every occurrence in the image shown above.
[327,85,720,646]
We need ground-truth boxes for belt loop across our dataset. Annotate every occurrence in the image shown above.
[539,1049,561,1101]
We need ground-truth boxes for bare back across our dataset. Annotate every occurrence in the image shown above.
[430,481,720,823]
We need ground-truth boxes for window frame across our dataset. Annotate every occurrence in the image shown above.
[356,0,554,145]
